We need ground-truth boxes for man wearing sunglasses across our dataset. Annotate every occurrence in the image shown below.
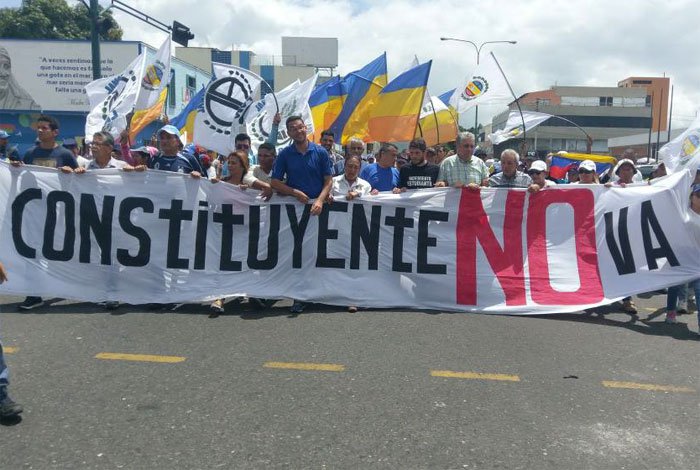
[526,160,556,187]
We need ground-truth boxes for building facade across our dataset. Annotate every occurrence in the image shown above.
[617,76,670,132]
[491,83,659,157]
[175,46,317,98]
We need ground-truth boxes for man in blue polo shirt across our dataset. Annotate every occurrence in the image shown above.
[360,143,400,192]
[271,115,333,215]
[270,115,333,313]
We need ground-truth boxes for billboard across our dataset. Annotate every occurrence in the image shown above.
[281,37,338,68]
[0,39,140,112]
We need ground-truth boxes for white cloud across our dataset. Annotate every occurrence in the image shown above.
[104,0,698,128]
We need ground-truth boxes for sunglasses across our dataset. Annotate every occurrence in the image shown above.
[577,169,594,174]
[527,170,542,176]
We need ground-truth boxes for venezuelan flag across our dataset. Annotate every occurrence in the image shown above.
[416,95,458,146]
[329,53,387,144]
[169,85,205,144]
[309,76,346,142]
[129,87,168,141]
[368,61,432,143]
[549,152,616,180]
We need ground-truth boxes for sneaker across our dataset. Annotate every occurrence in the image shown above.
[665,310,677,324]
[18,296,43,311]
[622,299,637,315]
[678,299,688,314]
[210,299,224,314]
[0,397,23,418]
[104,301,119,311]
[290,301,305,314]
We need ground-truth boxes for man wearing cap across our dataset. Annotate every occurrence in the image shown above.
[395,138,439,192]
[147,125,203,177]
[571,160,599,184]
[527,160,557,187]
[436,132,489,189]
[489,149,541,192]
[606,159,640,188]
[0,130,18,161]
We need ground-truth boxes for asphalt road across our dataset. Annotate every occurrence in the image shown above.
[1,293,698,469]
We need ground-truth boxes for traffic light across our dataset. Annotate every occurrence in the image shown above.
[171,21,194,47]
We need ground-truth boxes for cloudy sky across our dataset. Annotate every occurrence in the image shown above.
[69,0,700,128]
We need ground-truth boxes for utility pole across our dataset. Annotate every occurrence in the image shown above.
[89,0,101,79]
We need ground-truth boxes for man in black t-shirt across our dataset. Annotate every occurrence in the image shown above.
[16,115,77,311]
[395,137,439,192]
[18,115,77,170]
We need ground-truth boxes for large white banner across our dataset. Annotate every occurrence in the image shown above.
[0,161,699,314]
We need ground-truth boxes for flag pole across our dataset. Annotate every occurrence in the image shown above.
[415,55,440,145]
[490,52,527,155]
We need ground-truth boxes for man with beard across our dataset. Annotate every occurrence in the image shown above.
[395,138,439,192]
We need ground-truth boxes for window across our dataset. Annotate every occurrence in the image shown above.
[645,95,652,107]
[599,96,613,106]
[633,80,652,85]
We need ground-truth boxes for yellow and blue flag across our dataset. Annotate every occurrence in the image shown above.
[329,53,387,144]
[368,60,431,143]
[169,85,205,144]
[309,75,346,142]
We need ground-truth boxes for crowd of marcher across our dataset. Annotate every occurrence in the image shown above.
[1,113,700,418]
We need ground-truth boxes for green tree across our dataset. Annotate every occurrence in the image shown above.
[0,0,122,41]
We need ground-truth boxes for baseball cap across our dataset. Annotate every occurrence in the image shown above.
[397,155,409,163]
[62,138,77,148]
[131,145,158,157]
[158,125,181,137]
[474,147,487,157]
[0,130,10,139]
[578,160,597,172]
[614,158,635,175]
[692,183,700,194]
[529,160,547,172]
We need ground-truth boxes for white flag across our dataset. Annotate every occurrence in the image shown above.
[449,52,512,114]
[135,35,171,110]
[245,75,317,153]
[659,115,700,174]
[193,63,263,155]
[84,52,146,139]
[488,110,551,145]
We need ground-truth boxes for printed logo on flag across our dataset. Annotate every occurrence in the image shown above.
[203,69,255,136]
[248,110,289,146]
[142,60,166,91]
[680,131,700,165]
[99,68,138,128]
[461,76,488,101]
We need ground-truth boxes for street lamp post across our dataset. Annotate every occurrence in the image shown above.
[440,38,516,139]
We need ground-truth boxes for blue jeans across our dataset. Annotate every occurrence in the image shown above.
[667,279,700,312]
[0,339,8,401]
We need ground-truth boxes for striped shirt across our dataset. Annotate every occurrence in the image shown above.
[438,155,489,187]
[488,170,532,188]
